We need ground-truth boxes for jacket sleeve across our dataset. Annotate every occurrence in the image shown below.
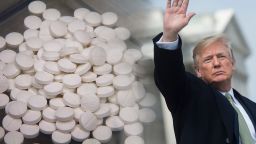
[153,32,189,113]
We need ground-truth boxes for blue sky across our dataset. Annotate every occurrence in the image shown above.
[155,0,256,100]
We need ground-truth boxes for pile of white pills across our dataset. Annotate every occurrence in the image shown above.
[0,1,157,144]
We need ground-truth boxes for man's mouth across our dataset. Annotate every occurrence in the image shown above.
[213,71,224,75]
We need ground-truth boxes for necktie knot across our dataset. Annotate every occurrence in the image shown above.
[225,93,233,103]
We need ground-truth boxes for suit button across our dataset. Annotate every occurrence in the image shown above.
[226,138,230,143]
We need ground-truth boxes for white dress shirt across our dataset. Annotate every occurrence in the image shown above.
[156,36,256,143]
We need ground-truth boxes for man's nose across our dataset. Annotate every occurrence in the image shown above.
[213,57,220,67]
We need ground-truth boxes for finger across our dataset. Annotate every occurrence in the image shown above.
[178,0,183,7]
[166,0,172,9]
[172,0,179,7]
[181,0,189,12]
[186,12,196,23]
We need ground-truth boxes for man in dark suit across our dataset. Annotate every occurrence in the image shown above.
[153,0,256,143]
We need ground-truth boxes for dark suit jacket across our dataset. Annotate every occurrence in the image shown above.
[153,33,256,144]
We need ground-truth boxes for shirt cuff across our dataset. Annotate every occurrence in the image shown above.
[156,36,179,50]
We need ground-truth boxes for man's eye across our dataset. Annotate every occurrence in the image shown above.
[204,59,211,63]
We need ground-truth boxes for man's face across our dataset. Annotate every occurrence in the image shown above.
[195,41,235,85]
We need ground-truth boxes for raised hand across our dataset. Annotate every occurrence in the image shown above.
[163,0,195,42]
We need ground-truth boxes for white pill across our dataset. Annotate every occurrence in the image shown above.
[5,32,24,47]
[119,107,138,124]
[55,107,74,122]
[28,95,47,110]
[42,51,60,61]
[102,12,118,27]
[63,92,80,108]
[14,89,32,103]
[22,110,42,125]
[117,90,136,107]
[8,79,15,90]
[69,54,87,64]
[49,98,66,110]
[23,29,39,40]
[35,71,54,85]
[39,120,56,134]
[139,93,156,108]
[95,74,113,87]
[0,36,6,50]
[124,136,144,144]
[34,59,45,72]
[114,62,132,75]
[106,48,123,65]
[84,12,101,27]
[0,61,5,70]
[58,58,77,73]
[139,108,156,123]
[4,131,24,144]
[95,26,117,42]
[113,75,133,90]
[68,20,86,33]
[50,21,68,38]
[8,100,27,118]
[14,74,32,89]
[124,122,143,136]
[79,111,98,131]
[0,93,9,109]
[18,43,28,53]
[2,63,20,79]
[43,8,61,21]
[106,116,124,131]
[0,49,16,63]
[28,0,46,14]
[114,27,131,40]
[73,107,84,122]
[43,40,63,52]
[93,63,112,75]
[5,101,15,114]
[77,83,97,96]
[23,67,35,75]
[108,94,118,104]
[54,74,64,82]
[24,15,42,29]
[80,93,100,112]
[71,125,90,142]
[89,47,106,66]
[42,107,56,122]
[2,115,22,131]
[56,120,76,133]
[97,86,114,98]
[0,75,9,93]
[0,126,5,141]
[62,74,81,89]
[74,8,90,20]
[94,103,111,119]
[73,30,91,46]
[82,138,101,144]
[44,61,61,75]
[44,82,63,97]
[132,81,146,102]
[52,130,71,144]
[75,63,91,76]
[20,124,39,139]
[81,71,97,83]
[26,37,43,51]
[59,16,75,24]
[123,49,142,65]
[107,103,119,116]
[15,53,34,70]
[92,126,112,143]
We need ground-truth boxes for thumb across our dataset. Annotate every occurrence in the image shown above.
[186,12,196,23]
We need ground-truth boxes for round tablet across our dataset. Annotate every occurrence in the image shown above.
[24,15,42,29]
[124,122,143,136]
[119,107,139,124]
[14,74,32,89]
[69,54,88,64]
[54,74,64,82]
[43,40,63,52]
[20,124,39,139]
[93,63,112,75]
[49,98,66,110]
[102,12,118,27]
[39,120,56,134]
[82,138,101,144]
[15,90,34,104]
[132,81,146,102]
[2,63,20,79]
[56,120,76,133]
[79,111,98,131]
[0,127,5,141]
[75,63,91,76]
[73,30,91,46]
[80,93,100,112]
[92,126,112,143]
[84,12,101,27]
[43,8,61,21]
[107,103,119,116]
[94,103,110,119]
[81,71,97,83]
[139,108,156,123]
[117,90,136,107]
[2,115,22,131]
[106,48,123,65]
[5,32,24,47]
[58,58,77,73]
[26,37,43,51]
[34,59,45,72]
[52,130,71,144]
[95,74,114,87]
[15,53,34,70]
[123,49,142,65]
[50,21,68,38]
[74,8,90,20]
[0,36,6,50]
[89,47,106,66]
[55,107,74,122]
[97,86,115,98]
[114,62,132,75]
[28,0,46,14]
[23,29,39,40]
[42,51,60,61]
[0,75,9,93]
[59,16,75,24]
[44,61,61,75]
[8,100,27,118]
[68,20,86,33]
[28,95,47,110]
[5,101,15,114]
[113,75,133,90]
[4,131,24,144]
[114,27,131,40]
[42,107,56,123]
[0,49,16,63]
[62,74,81,88]
[77,83,97,96]
[0,93,9,109]
[22,110,42,125]
[44,82,63,97]
[106,116,124,131]
[71,125,90,142]
[0,61,5,70]
[63,92,80,108]
[124,136,144,144]
[139,93,156,108]
[35,71,54,85]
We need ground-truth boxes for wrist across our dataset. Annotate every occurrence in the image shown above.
[162,32,178,42]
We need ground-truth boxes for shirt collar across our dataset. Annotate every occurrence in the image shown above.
[219,88,237,103]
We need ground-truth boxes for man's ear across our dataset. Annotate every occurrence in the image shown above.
[194,65,202,78]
